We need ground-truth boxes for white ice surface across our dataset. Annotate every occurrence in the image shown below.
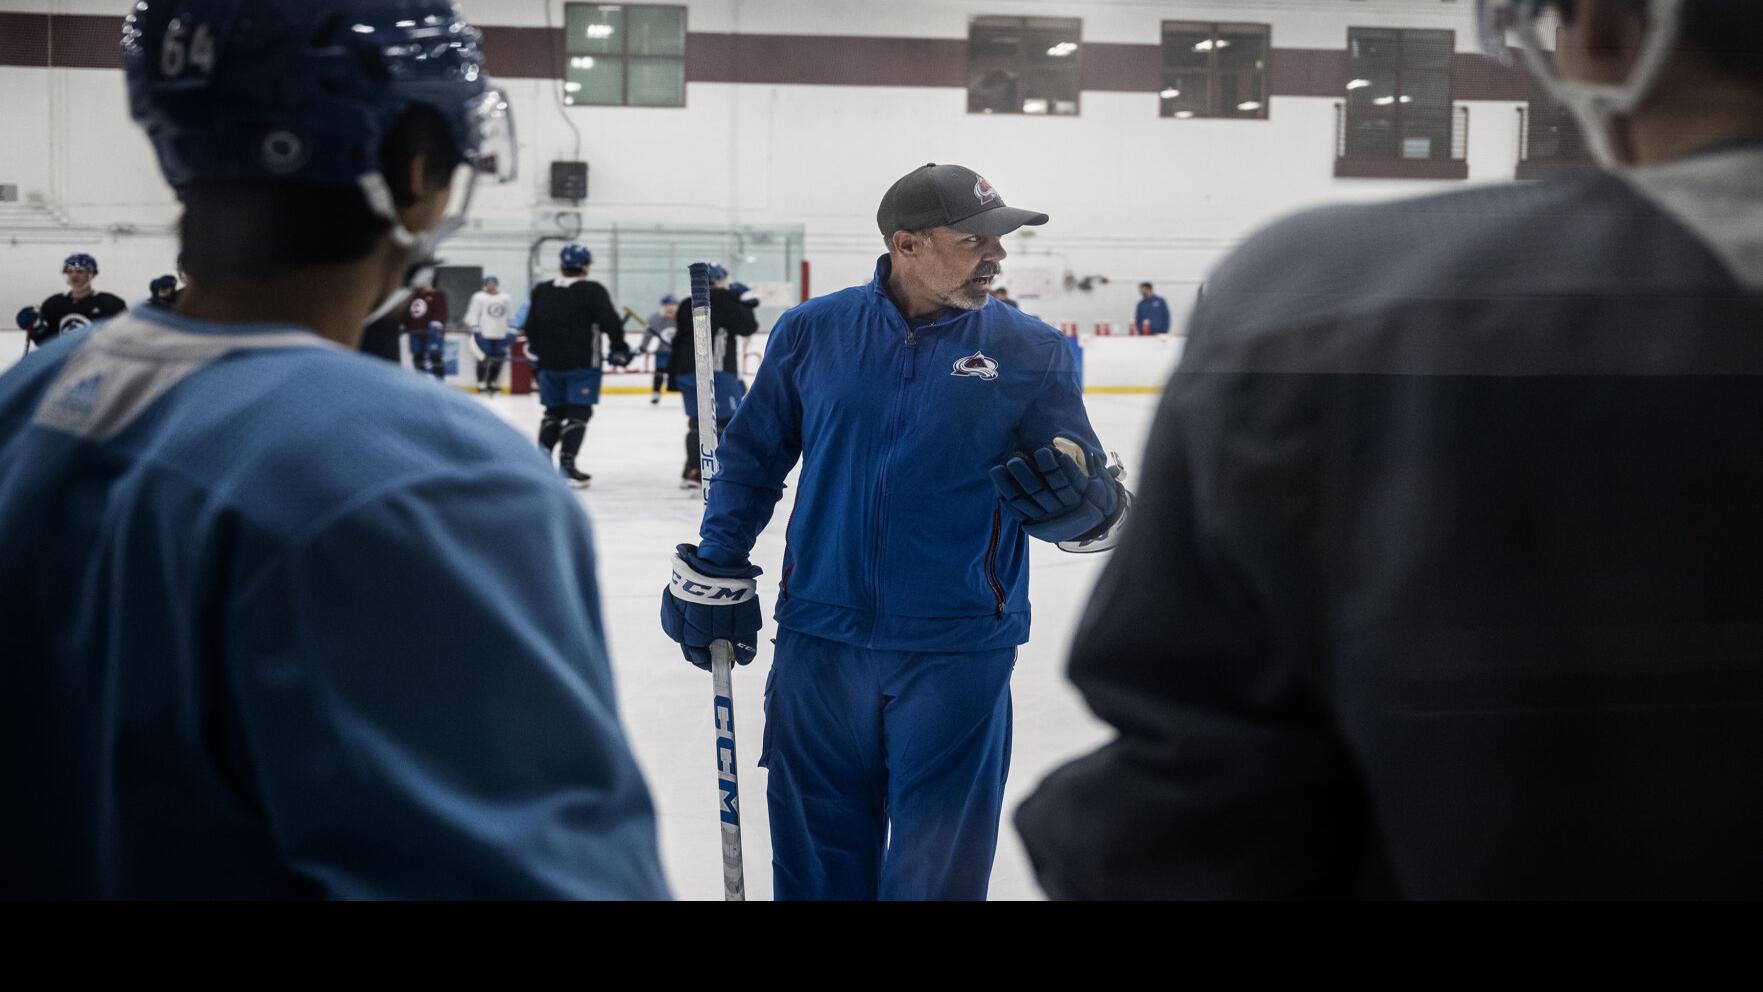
[471,386,1162,900]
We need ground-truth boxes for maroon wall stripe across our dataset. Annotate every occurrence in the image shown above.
[5,13,1536,102]
[479,25,563,81]
[1269,48,1354,98]
[0,13,51,68]
[1078,42,1160,93]
[688,33,968,87]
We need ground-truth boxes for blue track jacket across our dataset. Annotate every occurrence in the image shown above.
[699,255,1107,653]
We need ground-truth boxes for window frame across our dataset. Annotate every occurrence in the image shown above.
[562,3,689,109]
[1159,21,1271,121]
[966,15,1084,117]
[1341,26,1457,162]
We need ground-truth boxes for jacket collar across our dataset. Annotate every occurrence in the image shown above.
[868,254,991,329]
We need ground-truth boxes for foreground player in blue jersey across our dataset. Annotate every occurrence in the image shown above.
[0,0,668,900]
[661,163,1131,900]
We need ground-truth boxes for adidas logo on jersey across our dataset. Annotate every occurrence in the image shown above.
[951,351,1000,380]
[53,373,104,419]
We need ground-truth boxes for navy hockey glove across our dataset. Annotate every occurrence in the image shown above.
[15,307,39,331]
[661,543,763,670]
[607,347,635,368]
[991,438,1121,544]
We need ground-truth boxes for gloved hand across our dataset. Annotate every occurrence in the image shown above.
[427,320,444,335]
[990,437,1120,544]
[660,543,763,670]
[15,307,39,331]
[607,347,635,368]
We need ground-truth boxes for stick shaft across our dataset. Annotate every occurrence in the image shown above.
[690,262,745,902]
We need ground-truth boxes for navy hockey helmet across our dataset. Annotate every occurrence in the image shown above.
[64,253,99,275]
[123,1,515,192]
[706,263,729,283]
[560,244,592,269]
[483,274,499,287]
[150,274,179,295]
[122,1,516,318]
[660,294,678,306]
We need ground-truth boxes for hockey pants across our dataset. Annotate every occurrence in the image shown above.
[760,627,1015,900]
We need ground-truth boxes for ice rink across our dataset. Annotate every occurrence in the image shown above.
[464,380,1161,900]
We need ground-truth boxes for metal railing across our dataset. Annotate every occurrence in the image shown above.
[1335,102,1470,163]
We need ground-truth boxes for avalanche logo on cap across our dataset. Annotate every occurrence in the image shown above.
[974,177,998,206]
[951,351,1000,380]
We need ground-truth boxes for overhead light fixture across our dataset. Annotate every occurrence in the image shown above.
[1174,110,1196,119]
[586,24,614,39]
[564,81,582,92]
[1045,41,1078,57]
[1193,38,1232,52]
[1373,95,1396,106]
[1023,99,1049,114]
[1399,95,1414,103]
[571,56,596,69]
[1159,87,1181,99]
[1237,101,1263,112]
[1346,78,1372,90]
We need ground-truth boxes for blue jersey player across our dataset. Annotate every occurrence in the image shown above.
[0,0,668,899]
[661,163,1132,899]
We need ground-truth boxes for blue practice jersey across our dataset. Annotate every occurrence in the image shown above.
[0,308,669,899]
[700,255,1109,653]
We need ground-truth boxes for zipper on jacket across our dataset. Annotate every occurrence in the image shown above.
[984,508,1006,618]
[867,323,918,644]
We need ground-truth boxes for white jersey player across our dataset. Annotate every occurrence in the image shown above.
[466,276,517,395]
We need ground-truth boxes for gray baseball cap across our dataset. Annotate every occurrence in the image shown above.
[876,163,1049,239]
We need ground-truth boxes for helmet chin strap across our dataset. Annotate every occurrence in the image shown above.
[356,166,477,326]
[1514,0,1687,169]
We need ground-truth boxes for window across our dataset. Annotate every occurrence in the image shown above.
[967,16,1081,116]
[1518,88,1592,178]
[1161,22,1269,119]
[1342,28,1455,161]
[563,4,687,107]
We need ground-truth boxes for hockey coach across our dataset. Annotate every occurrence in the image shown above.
[661,163,1131,900]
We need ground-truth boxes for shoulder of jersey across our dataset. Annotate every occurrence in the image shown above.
[985,298,1061,339]
[787,285,869,322]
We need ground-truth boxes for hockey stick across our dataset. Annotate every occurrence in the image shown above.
[689,261,746,902]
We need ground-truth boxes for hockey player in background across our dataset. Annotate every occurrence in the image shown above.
[1018,0,1763,899]
[660,164,1130,899]
[669,264,757,487]
[401,278,448,380]
[522,243,633,488]
[35,254,126,344]
[465,274,515,394]
[640,293,680,404]
[147,274,181,309]
[0,0,666,899]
